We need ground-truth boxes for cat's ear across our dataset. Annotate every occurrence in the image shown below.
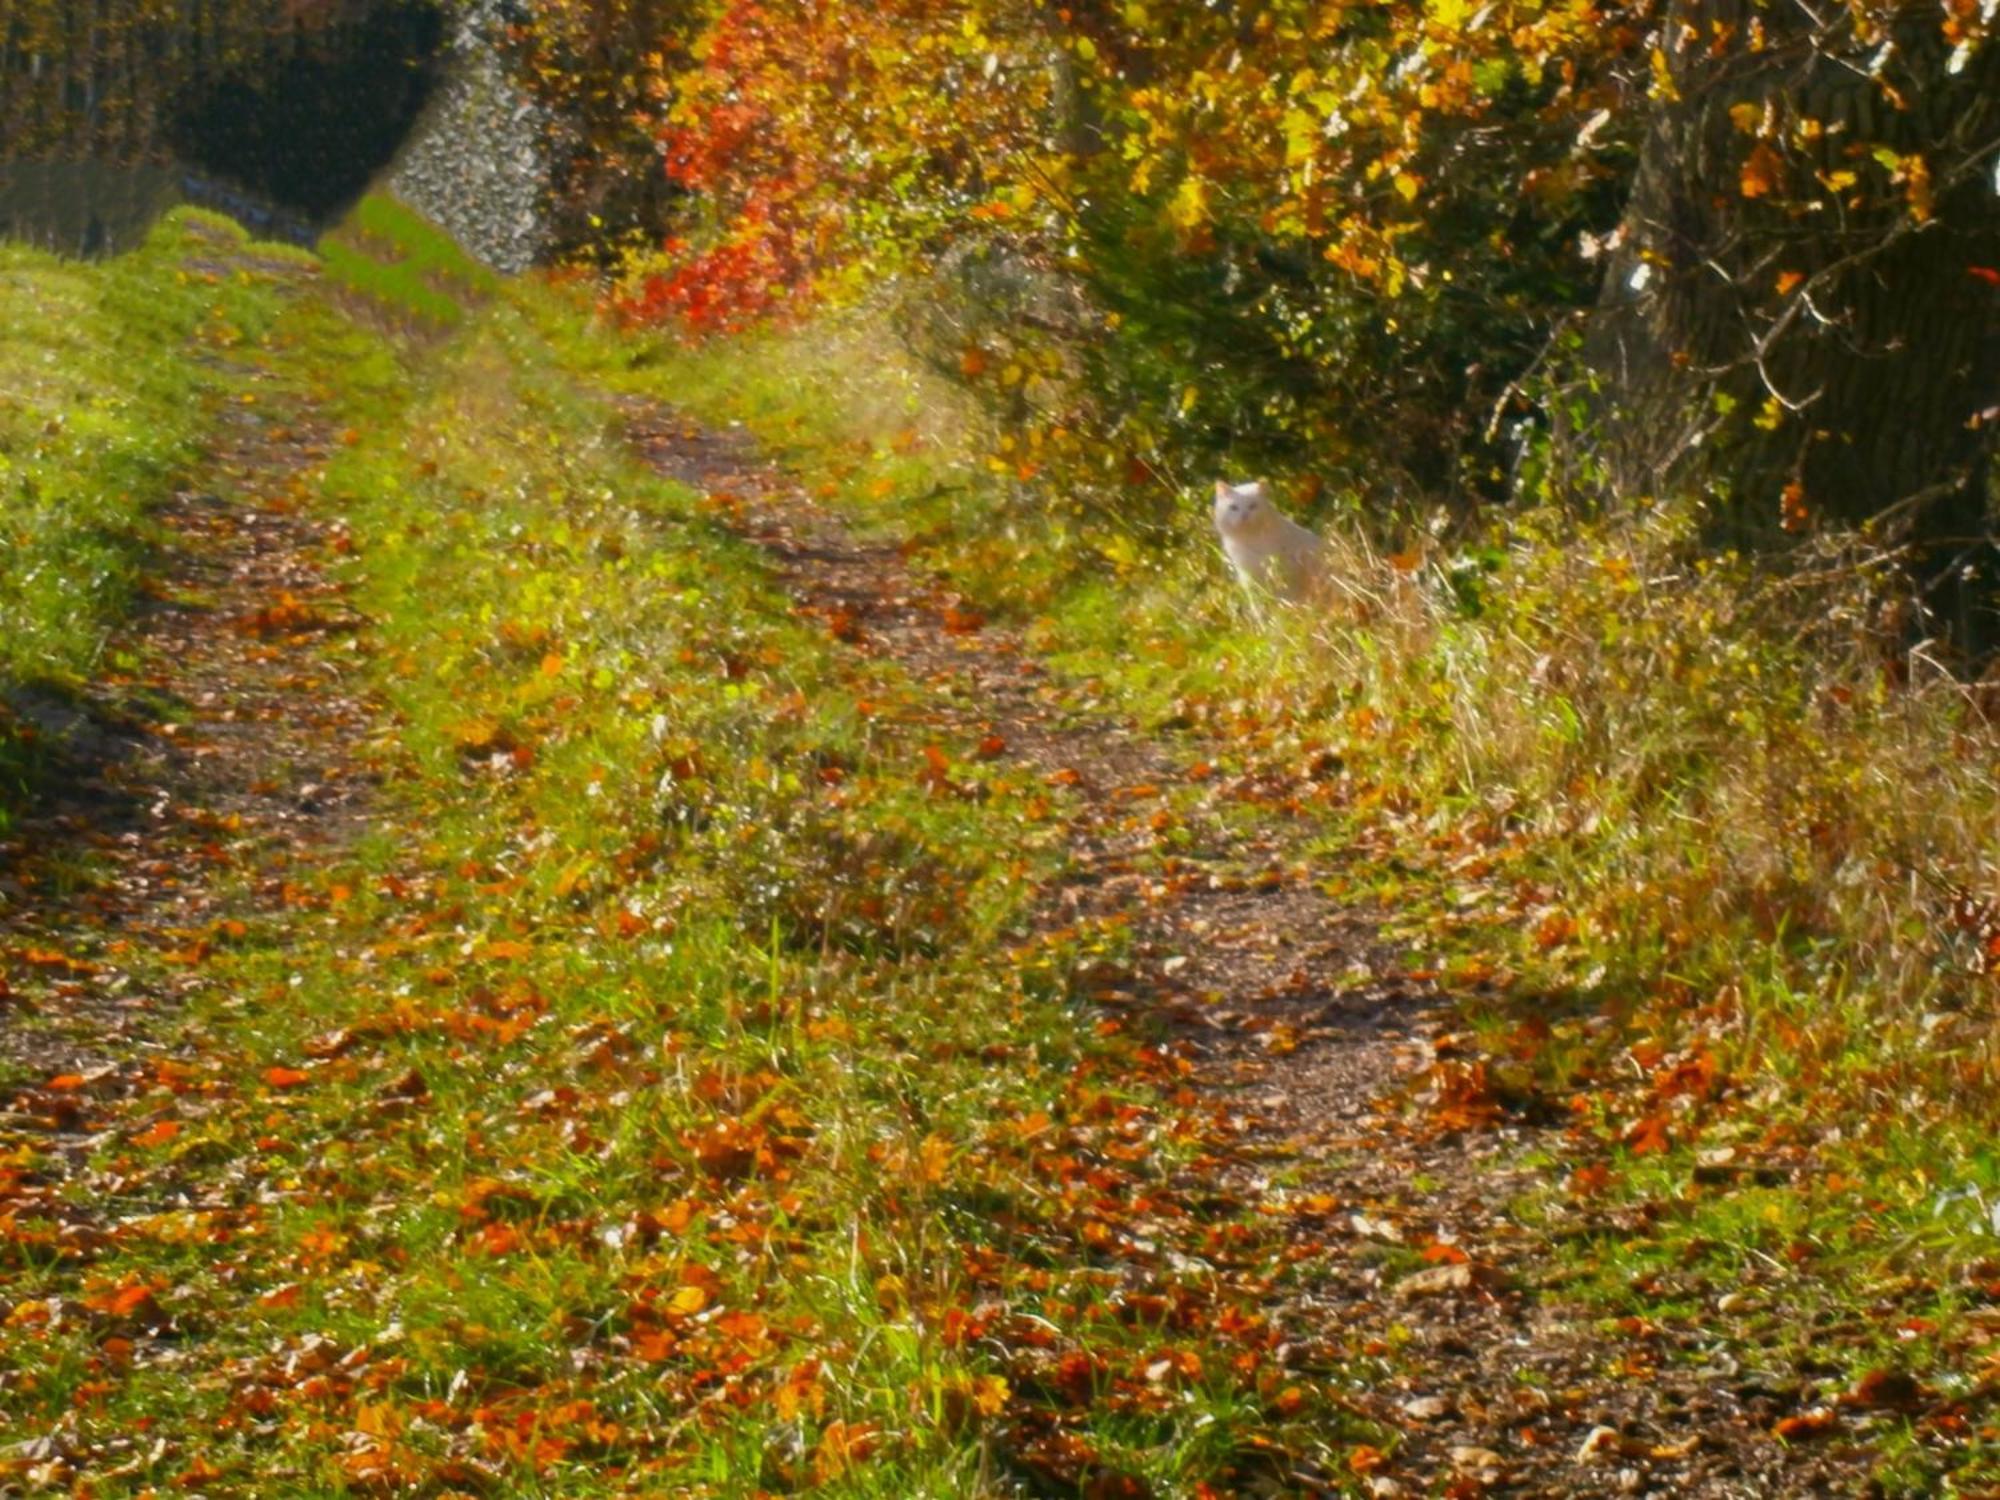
[1213,480,1230,501]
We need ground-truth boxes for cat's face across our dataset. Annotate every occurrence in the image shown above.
[1213,480,1268,533]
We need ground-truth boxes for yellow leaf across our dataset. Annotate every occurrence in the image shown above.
[1168,175,1210,231]
[1649,47,1680,103]
[973,1374,1010,1416]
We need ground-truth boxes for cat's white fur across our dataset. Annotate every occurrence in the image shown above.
[1213,479,1325,609]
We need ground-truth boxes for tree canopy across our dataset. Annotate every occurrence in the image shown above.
[565,0,1998,647]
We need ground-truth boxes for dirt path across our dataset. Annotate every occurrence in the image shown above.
[622,406,1860,1498]
[0,228,371,1247]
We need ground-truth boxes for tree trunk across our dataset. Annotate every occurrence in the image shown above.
[1590,0,2000,653]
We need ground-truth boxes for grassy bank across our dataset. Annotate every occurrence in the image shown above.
[0,211,312,815]
[570,303,2000,1491]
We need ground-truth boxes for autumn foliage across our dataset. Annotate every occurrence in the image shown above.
[613,0,1645,492]
[610,0,1998,621]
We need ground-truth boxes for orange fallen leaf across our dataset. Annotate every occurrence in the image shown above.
[1621,1113,1672,1156]
[85,1280,159,1319]
[178,1455,227,1488]
[942,603,986,634]
[1348,1444,1389,1474]
[262,1065,312,1090]
[1568,1162,1615,1197]
[1773,1407,1838,1441]
[812,1420,882,1483]
[1846,1368,1924,1411]
[132,1119,182,1148]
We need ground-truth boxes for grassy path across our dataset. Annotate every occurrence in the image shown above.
[1,206,1989,1496]
[1,219,368,1228]
[613,405,1886,1496]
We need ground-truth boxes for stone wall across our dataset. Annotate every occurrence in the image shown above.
[382,0,549,274]
[0,0,551,269]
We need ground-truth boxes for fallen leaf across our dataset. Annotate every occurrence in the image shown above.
[942,603,986,634]
[1846,1368,1924,1411]
[1395,1261,1504,1298]
[131,1119,182,1148]
[1773,1407,1839,1441]
[1576,1425,1633,1462]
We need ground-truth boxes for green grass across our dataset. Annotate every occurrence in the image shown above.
[317,192,502,328]
[0,201,1380,1495]
[0,208,308,816]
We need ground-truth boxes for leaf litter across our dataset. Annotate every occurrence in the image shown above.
[617,403,1950,1496]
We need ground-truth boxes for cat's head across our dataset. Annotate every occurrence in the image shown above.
[1213,479,1269,533]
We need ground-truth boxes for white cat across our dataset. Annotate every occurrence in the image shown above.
[1213,479,1325,609]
